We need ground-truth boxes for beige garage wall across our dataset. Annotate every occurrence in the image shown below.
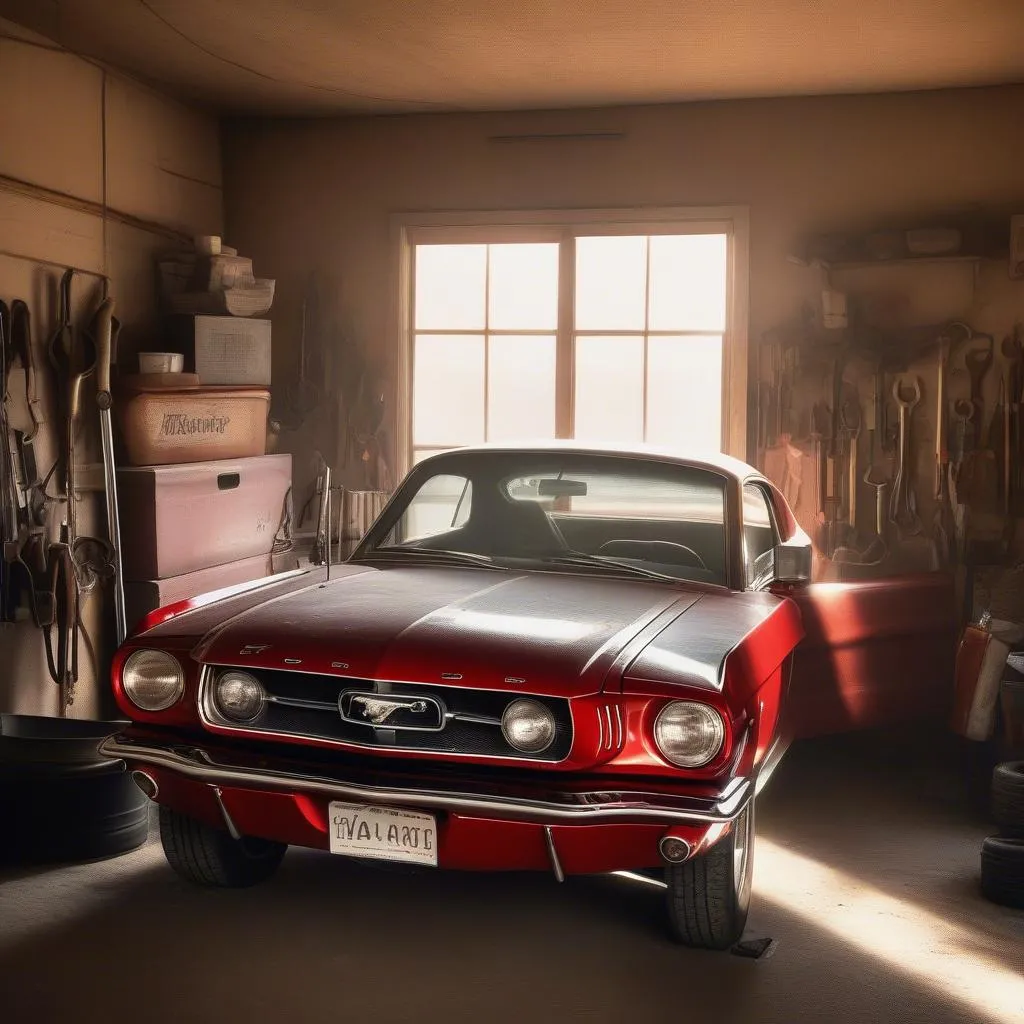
[223,84,1024,510]
[0,21,223,719]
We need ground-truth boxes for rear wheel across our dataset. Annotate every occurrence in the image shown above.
[159,805,286,888]
[665,802,754,950]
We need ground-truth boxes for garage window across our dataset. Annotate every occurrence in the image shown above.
[398,209,748,472]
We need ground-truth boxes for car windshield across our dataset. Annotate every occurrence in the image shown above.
[357,451,729,587]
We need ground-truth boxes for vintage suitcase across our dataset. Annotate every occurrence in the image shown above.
[166,315,272,386]
[117,454,292,580]
[115,379,270,466]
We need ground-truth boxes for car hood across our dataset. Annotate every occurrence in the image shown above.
[194,565,703,697]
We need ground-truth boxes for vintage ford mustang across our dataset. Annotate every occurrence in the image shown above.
[100,443,955,949]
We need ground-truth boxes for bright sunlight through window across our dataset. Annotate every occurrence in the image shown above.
[411,230,728,462]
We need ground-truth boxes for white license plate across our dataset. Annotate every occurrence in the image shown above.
[327,802,438,866]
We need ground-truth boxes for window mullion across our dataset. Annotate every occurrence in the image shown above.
[483,244,491,443]
[556,230,575,439]
[642,236,651,443]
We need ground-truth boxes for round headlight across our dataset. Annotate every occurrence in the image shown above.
[654,701,725,768]
[213,671,266,723]
[501,699,556,753]
[122,649,185,712]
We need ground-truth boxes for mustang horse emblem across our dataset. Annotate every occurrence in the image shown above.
[351,695,429,725]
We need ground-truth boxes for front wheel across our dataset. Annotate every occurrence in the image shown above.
[159,805,287,888]
[665,802,754,950]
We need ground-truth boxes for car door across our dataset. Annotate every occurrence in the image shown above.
[743,481,959,739]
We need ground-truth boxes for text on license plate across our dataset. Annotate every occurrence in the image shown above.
[328,802,438,866]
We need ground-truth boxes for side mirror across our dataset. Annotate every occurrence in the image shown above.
[774,540,812,583]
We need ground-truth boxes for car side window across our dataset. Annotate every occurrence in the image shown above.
[390,474,472,544]
[742,484,776,588]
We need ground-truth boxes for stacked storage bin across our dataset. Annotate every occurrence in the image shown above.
[114,238,295,634]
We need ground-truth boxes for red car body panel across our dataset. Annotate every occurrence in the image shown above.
[102,444,957,879]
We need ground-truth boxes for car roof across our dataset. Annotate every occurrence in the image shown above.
[417,441,764,485]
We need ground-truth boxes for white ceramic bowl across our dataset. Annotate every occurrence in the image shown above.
[139,352,185,374]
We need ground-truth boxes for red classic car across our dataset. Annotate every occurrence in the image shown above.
[100,443,956,949]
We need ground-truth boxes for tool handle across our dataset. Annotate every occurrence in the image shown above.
[93,298,116,405]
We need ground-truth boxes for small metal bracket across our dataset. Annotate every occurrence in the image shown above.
[211,785,242,841]
[544,825,565,883]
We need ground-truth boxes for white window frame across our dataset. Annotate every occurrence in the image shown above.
[391,206,750,477]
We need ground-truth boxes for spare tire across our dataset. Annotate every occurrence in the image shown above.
[980,835,1024,909]
[991,761,1024,837]
[0,715,149,864]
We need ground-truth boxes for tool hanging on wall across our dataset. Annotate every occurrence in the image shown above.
[889,374,923,537]
[931,332,955,564]
[949,398,975,562]
[89,296,127,645]
[860,360,888,545]
[964,339,993,446]
[1,299,52,625]
[1003,326,1023,518]
[1,299,13,620]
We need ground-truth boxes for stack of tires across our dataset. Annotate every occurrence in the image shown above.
[0,715,150,864]
[980,761,1024,909]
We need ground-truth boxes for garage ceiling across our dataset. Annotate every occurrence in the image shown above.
[5,0,1024,115]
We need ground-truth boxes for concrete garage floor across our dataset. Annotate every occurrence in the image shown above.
[1,729,1022,1024]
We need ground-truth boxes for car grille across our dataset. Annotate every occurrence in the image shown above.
[200,666,573,763]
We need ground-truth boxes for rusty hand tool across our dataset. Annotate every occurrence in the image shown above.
[1003,326,1024,505]
[810,401,833,555]
[964,340,993,438]
[889,375,923,537]
[861,367,888,539]
[89,297,127,644]
[1002,374,1015,555]
[935,333,950,499]
[839,386,862,539]
[947,399,974,562]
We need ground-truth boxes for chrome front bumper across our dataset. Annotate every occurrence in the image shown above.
[99,733,787,827]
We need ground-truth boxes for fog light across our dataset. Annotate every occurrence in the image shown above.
[501,699,556,753]
[213,670,266,723]
[659,836,692,864]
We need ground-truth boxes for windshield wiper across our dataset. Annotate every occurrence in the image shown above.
[538,552,680,583]
[362,545,499,568]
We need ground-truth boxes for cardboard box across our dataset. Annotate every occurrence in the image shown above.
[168,315,271,386]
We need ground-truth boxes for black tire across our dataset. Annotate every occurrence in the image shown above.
[0,714,147,864]
[991,761,1024,837]
[0,759,149,865]
[980,835,1024,909]
[159,804,286,888]
[665,802,754,950]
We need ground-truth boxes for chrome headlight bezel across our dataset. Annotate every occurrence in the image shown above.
[653,700,726,768]
[121,649,185,712]
[212,670,267,724]
[501,698,557,754]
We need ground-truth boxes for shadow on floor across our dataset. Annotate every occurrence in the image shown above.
[1,730,1021,1024]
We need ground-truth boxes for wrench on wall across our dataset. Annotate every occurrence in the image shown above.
[889,375,923,537]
